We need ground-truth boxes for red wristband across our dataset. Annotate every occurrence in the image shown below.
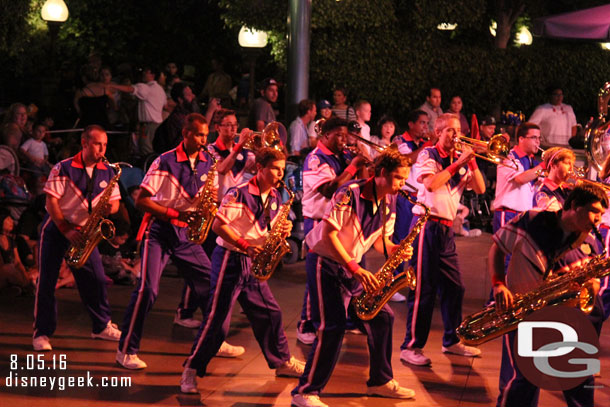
[446,162,460,176]
[346,259,360,274]
[492,275,506,287]
[166,207,179,219]
[468,159,478,171]
[236,238,250,251]
[345,164,358,177]
[57,221,72,234]
[232,142,244,153]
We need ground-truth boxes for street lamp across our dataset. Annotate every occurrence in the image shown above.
[238,26,268,108]
[41,0,69,69]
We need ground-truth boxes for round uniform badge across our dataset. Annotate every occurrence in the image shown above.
[459,167,467,176]
[237,153,243,161]
[271,202,278,211]
[200,174,207,182]
[99,180,108,188]
[580,243,592,255]
[308,155,320,171]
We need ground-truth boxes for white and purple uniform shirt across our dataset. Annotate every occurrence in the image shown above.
[302,141,350,219]
[532,179,570,211]
[215,177,285,253]
[397,131,430,194]
[306,178,396,267]
[412,145,472,220]
[208,139,256,198]
[44,153,121,227]
[493,146,540,212]
[140,142,218,212]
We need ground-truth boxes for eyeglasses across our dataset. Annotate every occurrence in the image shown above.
[219,123,238,128]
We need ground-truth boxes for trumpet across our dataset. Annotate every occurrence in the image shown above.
[244,121,284,152]
[454,134,518,170]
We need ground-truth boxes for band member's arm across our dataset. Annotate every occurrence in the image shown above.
[211,217,262,258]
[513,164,545,185]
[135,188,194,222]
[488,241,514,311]
[108,199,120,215]
[468,164,486,194]
[215,129,253,175]
[46,195,84,246]
[317,156,367,199]
[423,146,475,192]
[322,220,381,293]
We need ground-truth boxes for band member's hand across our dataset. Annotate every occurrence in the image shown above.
[390,244,413,258]
[351,155,368,168]
[457,145,475,165]
[238,129,253,144]
[211,187,218,203]
[280,220,293,237]
[178,210,196,223]
[246,245,263,258]
[64,228,85,247]
[493,284,514,311]
[353,268,381,293]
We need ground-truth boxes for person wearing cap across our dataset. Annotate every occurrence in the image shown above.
[479,115,496,141]
[307,99,333,140]
[289,99,317,156]
[528,86,578,147]
[475,115,498,189]
[248,77,278,132]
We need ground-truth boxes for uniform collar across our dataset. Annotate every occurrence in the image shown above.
[317,140,335,156]
[401,131,414,143]
[214,137,229,151]
[71,152,107,170]
[542,178,562,191]
[247,175,278,197]
[513,145,533,159]
[435,142,457,159]
[176,142,207,162]
[360,177,389,204]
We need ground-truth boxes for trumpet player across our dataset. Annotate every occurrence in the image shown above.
[297,117,367,345]
[291,149,414,407]
[532,146,575,211]
[33,125,122,352]
[180,147,305,394]
[401,113,485,366]
[489,184,607,407]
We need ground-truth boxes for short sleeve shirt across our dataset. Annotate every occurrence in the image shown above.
[208,140,255,199]
[493,147,540,212]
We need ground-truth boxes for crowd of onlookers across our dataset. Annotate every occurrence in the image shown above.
[0,52,587,296]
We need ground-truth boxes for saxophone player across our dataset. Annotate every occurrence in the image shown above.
[291,149,414,407]
[180,147,305,393]
[117,113,230,369]
[34,125,122,351]
[491,185,607,407]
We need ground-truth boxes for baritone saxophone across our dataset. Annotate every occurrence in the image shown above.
[353,191,429,320]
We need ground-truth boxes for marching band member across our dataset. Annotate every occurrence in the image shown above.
[490,184,607,407]
[401,113,485,366]
[593,154,610,321]
[532,146,575,211]
[296,117,367,345]
[291,148,414,407]
[116,113,240,369]
[180,147,305,393]
[34,125,122,351]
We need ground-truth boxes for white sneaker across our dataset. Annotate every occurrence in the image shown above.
[291,393,329,407]
[346,328,363,335]
[442,342,481,357]
[467,228,482,237]
[115,350,147,369]
[216,341,245,358]
[173,315,201,329]
[33,335,52,351]
[389,292,406,302]
[91,321,121,341]
[180,367,198,394]
[367,379,415,399]
[296,328,316,345]
[276,356,305,377]
[400,348,431,366]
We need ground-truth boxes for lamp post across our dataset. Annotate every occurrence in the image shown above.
[238,26,268,108]
[41,0,69,111]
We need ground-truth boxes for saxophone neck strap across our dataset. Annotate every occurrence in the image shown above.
[372,180,388,260]
[83,152,98,214]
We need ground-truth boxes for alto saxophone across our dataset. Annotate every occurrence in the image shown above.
[186,153,218,244]
[251,181,294,281]
[457,252,610,346]
[354,191,430,320]
[65,159,122,269]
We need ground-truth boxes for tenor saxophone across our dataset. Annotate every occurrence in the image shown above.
[251,181,294,281]
[457,253,610,346]
[353,191,430,320]
[186,153,218,244]
[65,159,122,269]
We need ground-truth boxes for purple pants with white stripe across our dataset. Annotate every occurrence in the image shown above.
[597,226,610,320]
[496,330,594,407]
[119,220,212,355]
[292,252,394,396]
[402,217,465,350]
[184,246,291,376]
[34,216,112,338]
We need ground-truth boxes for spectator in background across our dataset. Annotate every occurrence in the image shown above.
[307,99,333,141]
[331,87,357,122]
[20,123,50,171]
[248,78,278,132]
[529,86,578,147]
[2,103,28,148]
[355,100,373,156]
[0,211,36,296]
[74,64,110,129]
[100,66,120,127]
[153,82,199,154]
[289,99,316,156]
[98,217,139,285]
[419,87,443,132]
[372,115,397,151]
[446,95,470,136]
[200,57,232,107]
